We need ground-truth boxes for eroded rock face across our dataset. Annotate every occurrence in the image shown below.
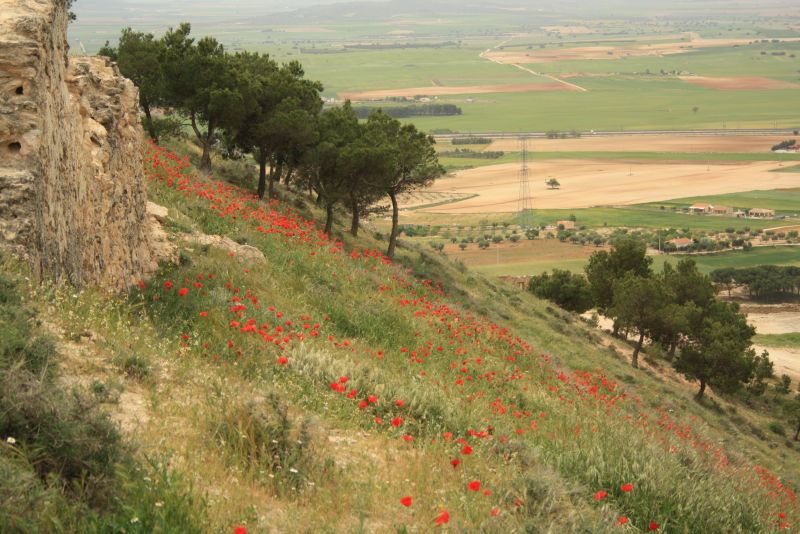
[0,0,153,290]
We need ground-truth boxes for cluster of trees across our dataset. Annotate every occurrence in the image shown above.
[100,25,444,257]
[545,130,581,139]
[711,266,800,299]
[771,139,796,151]
[451,137,492,145]
[530,238,772,400]
[439,149,505,159]
[353,104,462,119]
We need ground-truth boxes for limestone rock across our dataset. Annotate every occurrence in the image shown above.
[0,0,152,290]
[184,232,266,264]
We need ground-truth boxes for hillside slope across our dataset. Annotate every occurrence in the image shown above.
[2,142,797,533]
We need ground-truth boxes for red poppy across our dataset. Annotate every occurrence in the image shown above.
[400,496,412,507]
[367,395,378,403]
[277,356,288,365]
[620,483,633,493]
[648,521,659,531]
[402,434,414,442]
[395,399,405,407]
[461,445,473,455]
[468,480,481,491]
[490,507,501,517]
[164,281,173,290]
[199,311,208,317]
[234,527,247,534]
[434,510,450,526]
[137,280,145,290]
[594,490,607,501]
[392,417,404,427]
[617,516,629,525]
[450,458,461,468]
[178,287,189,297]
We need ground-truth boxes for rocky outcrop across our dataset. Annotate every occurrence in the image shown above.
[0,0,154,290]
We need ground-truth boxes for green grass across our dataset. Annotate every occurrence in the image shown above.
[473,245,800,276]
[753,333,800,348]
[641,189,800,214]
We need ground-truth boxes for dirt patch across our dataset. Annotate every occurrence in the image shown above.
[415,159,798,212]
[680,76,800,90]
[746,311,800,335]
[485,135,796,154]
[340,82,578,100]
[443,238,606,266]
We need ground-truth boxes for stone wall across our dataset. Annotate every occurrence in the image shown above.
[0,0,153,290]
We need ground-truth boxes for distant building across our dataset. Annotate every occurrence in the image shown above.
[668,237,694,249]
[556,220,576,230]
[688,203,713,214]
[711,205,734,216]
[748,208,775,218]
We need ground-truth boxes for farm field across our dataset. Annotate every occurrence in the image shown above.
[415,159,799,212]
[463,245,800,277]
[639,189,800,214]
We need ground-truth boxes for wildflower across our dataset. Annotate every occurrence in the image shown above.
[450,458,461,468]
[461,444,473,455]
[6,437,16,445]
[392,417,404,427]
[199,311,208,317]
[277,357,288,365]
[178,287,189,297]
[490,507,501,517]
[234,527,247,534]
[400,496,412,507]
[594,490,607,501]
[648,521,659,531]
[164,280,173,290]
[617,516,629,525]
[468,480,481,491]
[402,434,414,442]
[368,395,378,403]
[131,517,140,524]
[395,399,405,407]
[434,510,450,526]
[137,280,145,290]
[620,483,633,493]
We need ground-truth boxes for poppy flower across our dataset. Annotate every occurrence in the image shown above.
[395,399,405,407]
[617,516,629,525]
[391,417,404,427]
[199,311,208,317]
[367,395,378,403]
[490,507,501,517]
[467,480,481,491]
[400,496,412,507]
[620,483,633,493]
[234,527,247,534]
[594,490,607,501]
[277,356,288,365]
[434,510,450,526]
[178,287,189,296]
[164,281,173,290]
[648,521,659,531]
[137,280,145,290]
[450,458,461,468]
[402,434,414,442]
[461,445,473,455]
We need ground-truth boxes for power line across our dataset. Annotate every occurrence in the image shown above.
[518,136,534,228]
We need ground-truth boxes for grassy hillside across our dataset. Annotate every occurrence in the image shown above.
[2,143,798,533]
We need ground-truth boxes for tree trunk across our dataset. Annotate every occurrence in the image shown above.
[324,203,334,235]
[612,320,620,337]
[190,111,213,171]
[350,203,360,237]
[631,332,644,368]
[267,155,276,199]
[257,156,268,199]
[142,100,158,143]
[284,165,295,188]
[794,423,800,441]
[387,190,400,258]
[695,380,706,400]
[668,342,677,359]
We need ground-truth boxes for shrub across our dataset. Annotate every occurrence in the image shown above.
[112,353,152,381]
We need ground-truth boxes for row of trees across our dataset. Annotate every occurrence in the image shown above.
[530,238,771,400]
[353,104,462,119]
[711,266,800,300]
[100,25,444,256]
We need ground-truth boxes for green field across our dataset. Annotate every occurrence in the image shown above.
[642,189,800,214]
[754,333,800,347]
[472,245,800,277]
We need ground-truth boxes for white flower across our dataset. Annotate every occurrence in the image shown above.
[130,517,140,524]
[6,437,16,445]
[289,467,299,474]
[155,501,164,508]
